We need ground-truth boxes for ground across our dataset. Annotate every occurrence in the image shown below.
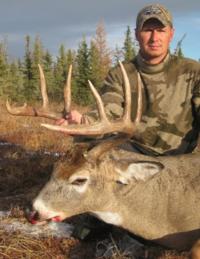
[0,102,193,258]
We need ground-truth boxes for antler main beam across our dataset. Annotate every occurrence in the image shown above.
[41,61,143,137]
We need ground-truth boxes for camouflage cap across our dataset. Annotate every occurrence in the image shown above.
[136,4,173,30]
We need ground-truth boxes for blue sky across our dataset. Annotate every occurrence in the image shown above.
[0,0,199,61]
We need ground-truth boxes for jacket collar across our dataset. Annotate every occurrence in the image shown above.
[135,52,170,74]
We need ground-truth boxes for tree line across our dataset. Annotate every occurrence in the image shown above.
[0,21,185,106]
[0,22,136,106]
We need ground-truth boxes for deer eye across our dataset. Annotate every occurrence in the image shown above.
[71,178,88,186]
[116,180,128,185]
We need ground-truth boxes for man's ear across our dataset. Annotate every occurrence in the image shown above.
[169,27,175,42]
[115,160,164,185]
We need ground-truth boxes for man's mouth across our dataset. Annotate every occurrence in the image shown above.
[148,45,161,50]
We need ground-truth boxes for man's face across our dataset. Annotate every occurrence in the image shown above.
[135,19,174,64]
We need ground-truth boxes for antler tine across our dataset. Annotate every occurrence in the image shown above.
[38,64,49,109]
[63,64,72,115]
[135,72,142,124]
[6,100,32,115]
[119,61,142,126]
[119,61,132,123]
[6,64,64,120]
[41,61,143,137]
[88,80,109,123]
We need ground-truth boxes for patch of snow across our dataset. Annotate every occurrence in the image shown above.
[0,220,74,238]
[0,210,73,238]
[43,151,64,157]
[0,210,11,217]
[0,142,15,146]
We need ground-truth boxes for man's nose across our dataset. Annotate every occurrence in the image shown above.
[150,30,159,41]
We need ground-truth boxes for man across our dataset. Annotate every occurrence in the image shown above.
[59,3,200,156]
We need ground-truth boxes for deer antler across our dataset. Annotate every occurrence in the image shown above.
[6,64,72,121]
[41,61,143,138]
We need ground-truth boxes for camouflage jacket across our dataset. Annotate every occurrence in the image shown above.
[86,53,200,155]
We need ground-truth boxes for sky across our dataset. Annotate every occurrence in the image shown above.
[0,0,199,61]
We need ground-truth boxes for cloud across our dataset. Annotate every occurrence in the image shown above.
[0,0,199,59]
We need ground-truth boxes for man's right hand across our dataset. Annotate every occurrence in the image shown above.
[56,110,83,126]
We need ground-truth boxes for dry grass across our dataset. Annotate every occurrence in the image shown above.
[0,101,75,152]
[0,208,80,259]
[0,232,61,259]
[0,229,79,259]
[0,100,90,148]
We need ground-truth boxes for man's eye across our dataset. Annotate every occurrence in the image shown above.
[142,29,152,32]
[157,29,166,32]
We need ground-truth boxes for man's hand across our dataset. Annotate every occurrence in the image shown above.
[56,110,83,126]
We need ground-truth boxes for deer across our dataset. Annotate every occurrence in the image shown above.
[6,62,200,252]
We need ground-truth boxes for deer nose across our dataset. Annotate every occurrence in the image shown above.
[25,207,40,224]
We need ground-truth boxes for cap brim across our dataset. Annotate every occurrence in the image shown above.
[138,15,168,30]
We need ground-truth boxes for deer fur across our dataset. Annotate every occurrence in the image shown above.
[32,145,200,250]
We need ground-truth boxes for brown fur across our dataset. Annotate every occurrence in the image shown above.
[54,147,87,180]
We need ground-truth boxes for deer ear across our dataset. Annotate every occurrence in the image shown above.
[116,161,164,184]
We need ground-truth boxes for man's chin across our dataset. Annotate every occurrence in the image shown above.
[147,51,163,58]
[141,50,167,63]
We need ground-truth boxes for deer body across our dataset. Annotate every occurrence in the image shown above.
[32,148,200,250]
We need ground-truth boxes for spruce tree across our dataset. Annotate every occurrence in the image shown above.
[66,49,76,71]
[23,35,33,100]
[43,50,54,101]
[0,41,9,96]
[75,37,91,105]
[113,44,124,65]
[54,44,68,101]
[123,26,135,62]
[89,40,101,90]
[66,49,77,103]
[6,61,24,101]
[31,35,44,100]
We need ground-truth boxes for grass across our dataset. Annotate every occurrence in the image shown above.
[0,229,78,259]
